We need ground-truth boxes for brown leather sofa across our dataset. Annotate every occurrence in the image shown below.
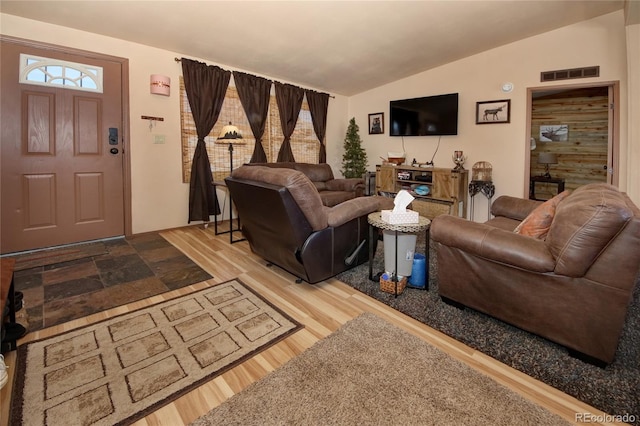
[430,183,640,365]
[247,162,364,206]
[226,165,393,284]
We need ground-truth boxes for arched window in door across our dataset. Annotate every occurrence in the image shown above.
[19,54,103,93]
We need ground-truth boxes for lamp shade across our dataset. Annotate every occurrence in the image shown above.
[150,74,170,96]
[217,122,243,143]
[538,152,558,165]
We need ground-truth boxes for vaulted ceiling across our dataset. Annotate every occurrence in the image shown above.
[1,1,626,96]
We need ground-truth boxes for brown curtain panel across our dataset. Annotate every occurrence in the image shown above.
[182,58,231,223]
[274,82,304,163]
[305,89,330,163]
[232,71,272,164]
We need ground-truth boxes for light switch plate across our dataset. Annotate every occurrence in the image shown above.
[154,134,166,144]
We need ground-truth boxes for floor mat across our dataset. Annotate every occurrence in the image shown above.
[11,233,213,333]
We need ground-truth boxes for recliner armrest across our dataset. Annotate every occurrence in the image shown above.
[431,215,555,272]
[326,178,365,192]
[327,196,393,228]
[491,196,542,221]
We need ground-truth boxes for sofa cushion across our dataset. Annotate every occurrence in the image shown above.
[548,183,633,277]
[313,181,328,191]
[514,190,570,239]
[293,163,334,182]
[491,196,542,221]
[248,162,296,170]
[319,191,355,207]
[485,216,520,231]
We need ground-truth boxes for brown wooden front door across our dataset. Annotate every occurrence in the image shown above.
[1,39,126,254]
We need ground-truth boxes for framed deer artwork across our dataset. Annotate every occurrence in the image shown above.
[476,99,511,124]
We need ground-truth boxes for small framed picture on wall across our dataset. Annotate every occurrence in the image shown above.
[476,99,511,124]
[368,112,384,134]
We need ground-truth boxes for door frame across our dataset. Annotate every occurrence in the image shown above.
[524,80,620,197]
[1,35,132,240]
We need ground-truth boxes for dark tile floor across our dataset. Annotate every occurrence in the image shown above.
[13,233,212,333]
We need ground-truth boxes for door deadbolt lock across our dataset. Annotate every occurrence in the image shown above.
[109,128,118,145]
[110,147,119,155]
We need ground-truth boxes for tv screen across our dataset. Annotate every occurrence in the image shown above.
[390,93,458,136]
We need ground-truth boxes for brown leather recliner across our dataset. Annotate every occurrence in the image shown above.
[226,165,393,284]
[430,183,640,364]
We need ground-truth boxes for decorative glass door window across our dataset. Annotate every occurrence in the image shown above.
[19,54,103,93]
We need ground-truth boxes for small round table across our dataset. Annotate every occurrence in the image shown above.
[367,212,431,295]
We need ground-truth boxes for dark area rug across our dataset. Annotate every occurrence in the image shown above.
[337,239,640,424]
[9,233,213,333]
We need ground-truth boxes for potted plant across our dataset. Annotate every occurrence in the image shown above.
[341,117,368,178]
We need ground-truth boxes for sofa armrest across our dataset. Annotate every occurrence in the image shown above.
[491,196,542,221]
[327,196,393,228]
[431,215,555,272]
[326,178,365,192]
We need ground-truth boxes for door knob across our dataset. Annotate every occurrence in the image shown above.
[110,147,119,155]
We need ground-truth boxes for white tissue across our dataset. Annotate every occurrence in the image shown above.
[392,190,415,214]
[381,190,419,224]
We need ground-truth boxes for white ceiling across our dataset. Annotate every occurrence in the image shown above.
[0,1,625,96]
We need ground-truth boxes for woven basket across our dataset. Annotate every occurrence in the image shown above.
[380,275,407,295]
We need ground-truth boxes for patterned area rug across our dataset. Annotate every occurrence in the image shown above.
[192,313,570,425]
[10,278,303,426]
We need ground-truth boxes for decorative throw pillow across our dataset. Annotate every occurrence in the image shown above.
[514,190,571,239]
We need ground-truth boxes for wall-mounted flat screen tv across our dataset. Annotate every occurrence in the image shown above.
[390,93,459,136]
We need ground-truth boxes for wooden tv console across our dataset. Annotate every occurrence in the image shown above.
[375,164,468,219]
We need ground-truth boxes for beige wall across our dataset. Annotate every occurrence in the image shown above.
[0,13,349,234]
[1,11,634,232]
[625,22,639,204]
[348,11,633,221]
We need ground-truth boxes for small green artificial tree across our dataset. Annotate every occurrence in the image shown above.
[341,117,368,178]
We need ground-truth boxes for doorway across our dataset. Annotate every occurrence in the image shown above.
[0,36,131,254]
[525,81,619,200]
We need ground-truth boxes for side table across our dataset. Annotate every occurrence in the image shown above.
[529,176,565,201]
[469,180,495,221]
[367,212,431,295]
[213,180,246,244]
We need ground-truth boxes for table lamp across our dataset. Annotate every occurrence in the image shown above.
[538,152,557,178]
[215,122,244,174]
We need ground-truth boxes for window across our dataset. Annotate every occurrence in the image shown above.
[180,77,320,183]
[19,54,103,92]
[268,96,319,166]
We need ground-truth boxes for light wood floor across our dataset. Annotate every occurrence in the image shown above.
[0,223,623,425]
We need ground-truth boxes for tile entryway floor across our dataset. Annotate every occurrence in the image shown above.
[12,233,212,333]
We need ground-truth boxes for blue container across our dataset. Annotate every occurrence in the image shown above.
[408,253,427,289]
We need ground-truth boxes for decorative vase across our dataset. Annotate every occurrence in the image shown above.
[452,150,466,170]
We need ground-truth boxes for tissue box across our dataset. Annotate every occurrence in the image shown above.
[381,209,419,225]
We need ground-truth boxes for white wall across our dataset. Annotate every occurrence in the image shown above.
[0,13,349,234]
[348,11,631,221]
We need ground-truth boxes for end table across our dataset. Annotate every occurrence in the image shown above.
[367,212,431,295]
[469,180,495,221]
